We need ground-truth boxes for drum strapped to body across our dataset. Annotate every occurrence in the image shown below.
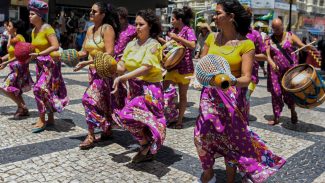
[161,40,186,70]
[281,64,325,108]
[93,51,117,78]
[195,54,236,90]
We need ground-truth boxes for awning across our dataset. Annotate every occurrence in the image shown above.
[308,28,324,35]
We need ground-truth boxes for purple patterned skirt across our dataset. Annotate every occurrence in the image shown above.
[194,86,286,182]
[1,61,33,96]
[82,67,126,131]
[113,79,166,154]
[163,85,179,124]
[33,56,69,114]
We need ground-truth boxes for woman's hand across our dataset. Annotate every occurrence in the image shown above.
[111,76,122,94]
[29,53,39,61]
[168,32,178,40]
[0,63,7,70]
[269,60,279,72]
[74,61,90,72]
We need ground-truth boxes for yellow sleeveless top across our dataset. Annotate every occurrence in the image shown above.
[7,34,25,60]
[83,29,105,67]
[205,33,255,77]
[31,26,56,53]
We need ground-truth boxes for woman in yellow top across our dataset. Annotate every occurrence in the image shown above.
[74,2,122,150]
[0,19,33,119]
[28,0,69,133]
[195,1,285,183]
[111,9,166,164]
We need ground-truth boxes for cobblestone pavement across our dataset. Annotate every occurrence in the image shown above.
[0,64,324,183]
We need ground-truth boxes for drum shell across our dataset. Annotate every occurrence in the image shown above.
[161,41,186,70]
[282,64,325,108]
[94,51,117,78]
[58,49,79,67]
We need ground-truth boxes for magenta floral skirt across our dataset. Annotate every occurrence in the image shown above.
[113,79,166,154]
[0,61,33,96]
[82,67,126,131]
[194,86,286,182]
[33,56,69,114]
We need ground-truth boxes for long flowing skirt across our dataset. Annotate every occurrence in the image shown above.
[82,68,126,131]
[33,56,69,114]
[113,79,166,154]
[1,61,33,96]
[194,86,286,182]
[163,85,179,124]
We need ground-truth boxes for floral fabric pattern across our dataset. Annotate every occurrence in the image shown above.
[33,55,69,114]
[112,79,166,155]
[194,86,286,182]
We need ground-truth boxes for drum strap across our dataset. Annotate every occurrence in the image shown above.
[271,35,294,65]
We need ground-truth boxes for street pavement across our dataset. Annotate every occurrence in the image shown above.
[0,63,324,183]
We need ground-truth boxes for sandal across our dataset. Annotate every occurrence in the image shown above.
[31,124,46,133]
[198,173,216,183]
[14,107,29,119]
[132,143,155,163]
[174,123,183,129]
[95,131,113,142]
[268,118,279,126]
[79,135,95,150]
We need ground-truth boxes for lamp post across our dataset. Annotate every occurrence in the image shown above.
[287,0,293,31]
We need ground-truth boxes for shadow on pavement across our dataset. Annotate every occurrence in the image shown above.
[264,115,325,132]
[89,129,184,178]
[46,118,76,133]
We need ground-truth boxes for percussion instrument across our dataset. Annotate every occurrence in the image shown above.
[50,49,80,67]
[195,54,236,90]
[282,64,325,108]
[161,40,186,70]
[93,51,117,78]
[14,42,35,62]
[306,50,322,68]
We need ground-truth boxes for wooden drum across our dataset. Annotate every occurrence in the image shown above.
[281,64,325,108]
[161,40,186,70]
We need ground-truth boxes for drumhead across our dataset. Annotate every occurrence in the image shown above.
[282,64,315,92]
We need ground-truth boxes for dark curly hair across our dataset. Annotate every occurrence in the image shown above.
[217,0,252,36]
[9,19,27,39]
[94,1,121,39]
[136,9,162,39]
[172,6,194,26]
[117,7,128,20]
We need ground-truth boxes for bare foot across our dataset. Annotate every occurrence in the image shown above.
[34,118,46,128]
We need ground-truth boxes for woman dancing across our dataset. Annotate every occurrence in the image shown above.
[195,1,286,182]
[0,19,33,119]
[29,0,69,133]
[111,9,166,163]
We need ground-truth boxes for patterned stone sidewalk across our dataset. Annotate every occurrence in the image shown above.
[0,64,324,183]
